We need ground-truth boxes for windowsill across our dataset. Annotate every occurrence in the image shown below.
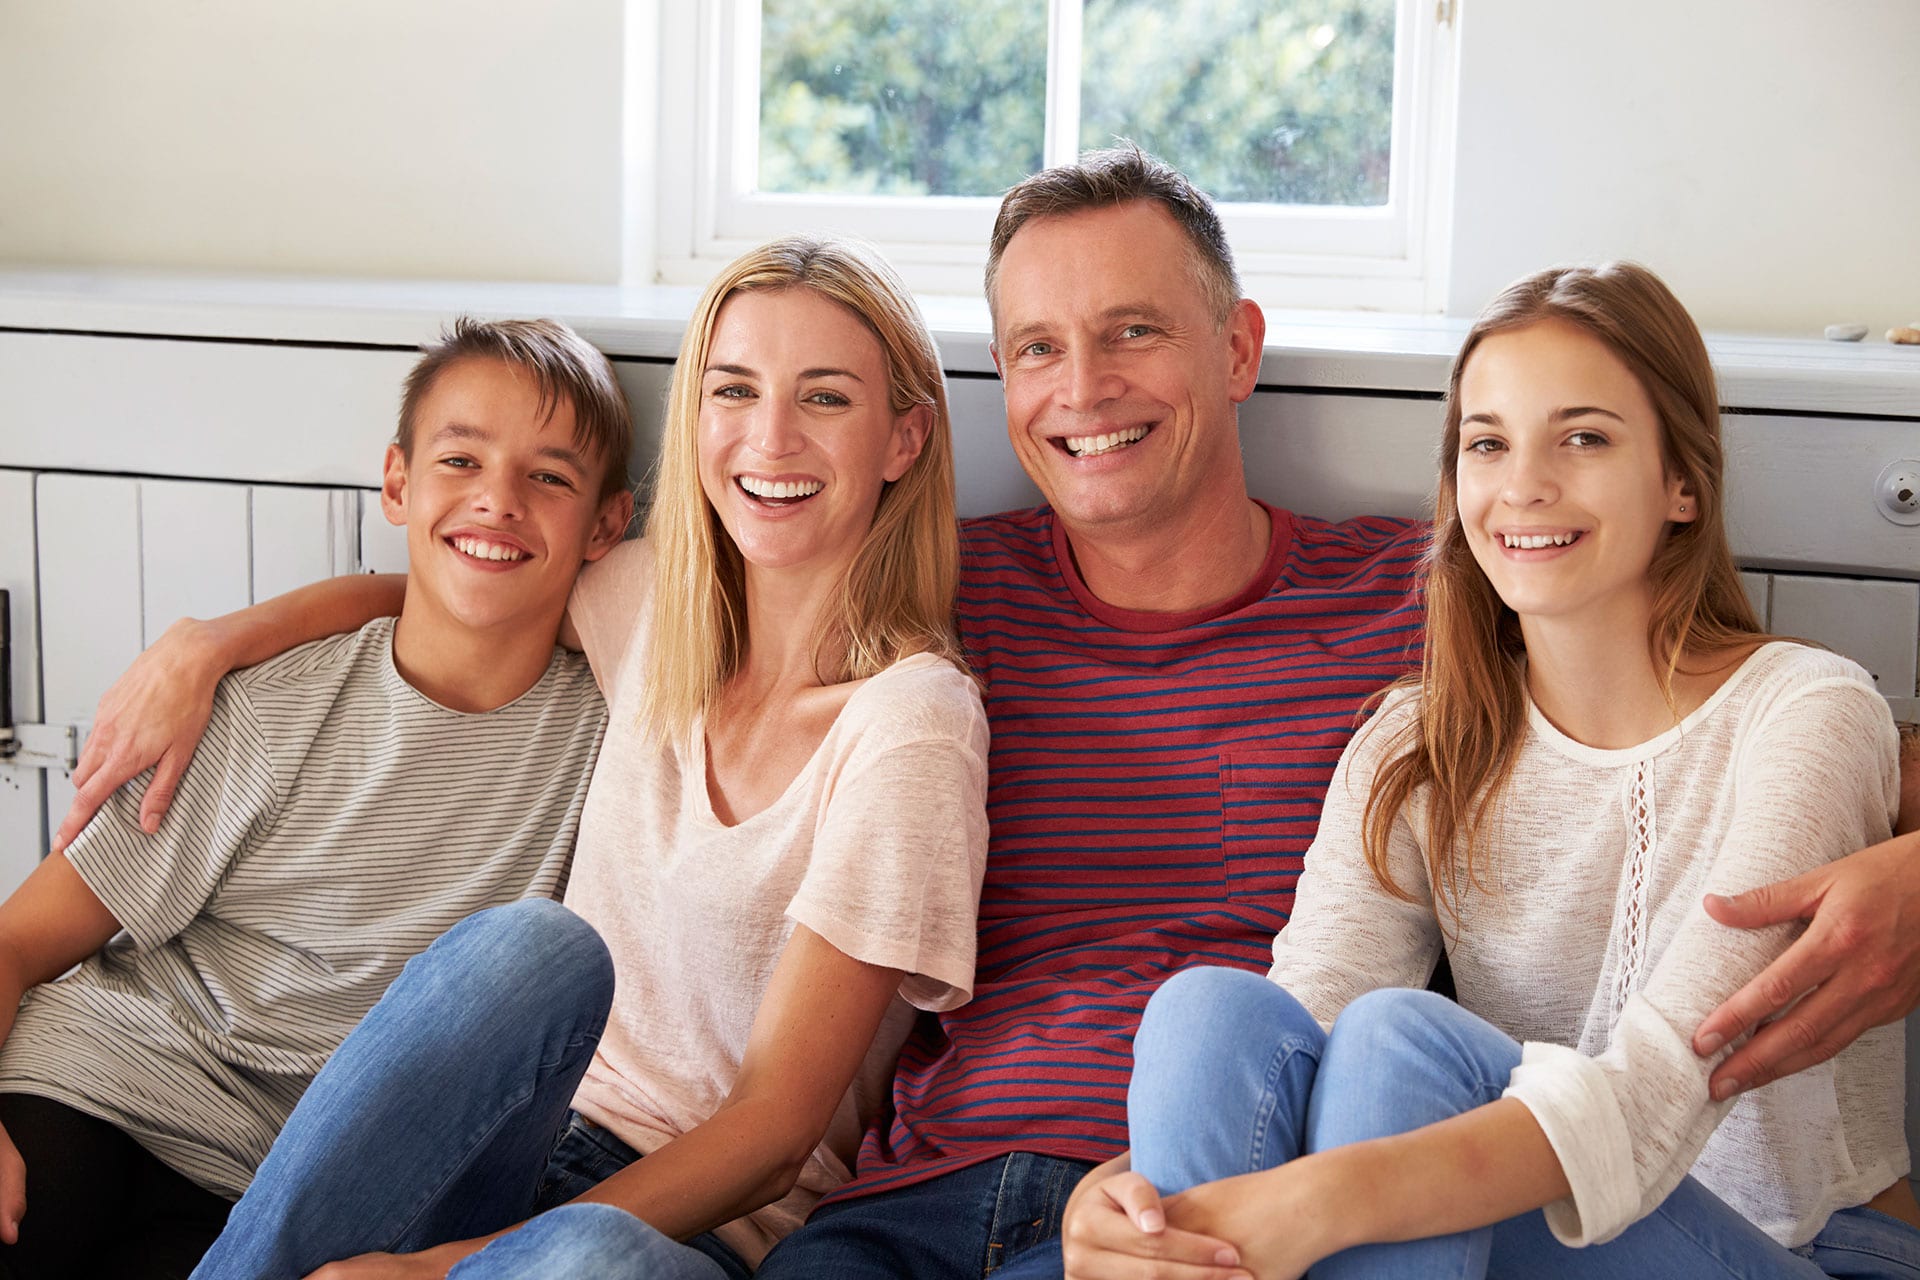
[1,267,1916,418]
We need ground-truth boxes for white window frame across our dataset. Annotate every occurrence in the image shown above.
[649,0,1458,312]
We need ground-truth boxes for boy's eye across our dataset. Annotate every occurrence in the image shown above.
[533,471,574,487]
[441,455,478,468]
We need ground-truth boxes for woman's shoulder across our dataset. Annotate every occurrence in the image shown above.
[1724,640,1879,717]
[839,652,987,751]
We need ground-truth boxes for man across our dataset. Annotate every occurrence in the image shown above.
[11,318,631,1277]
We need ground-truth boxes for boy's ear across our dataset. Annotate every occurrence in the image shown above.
[583,488,635,562]
[882,404,934,483]
[380,444,409,527]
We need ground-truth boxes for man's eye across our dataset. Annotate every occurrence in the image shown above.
[1121,324,1155,339]
[1020,341,1054,358]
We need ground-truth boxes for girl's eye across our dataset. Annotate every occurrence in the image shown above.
[1568,430,1609,448]
[1463,437,1503,455]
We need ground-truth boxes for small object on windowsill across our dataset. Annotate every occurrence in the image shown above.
[1890,326,1920,345]
[1826,323,1870,342]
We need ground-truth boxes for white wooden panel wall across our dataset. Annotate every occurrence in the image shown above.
[140,480,253,646]
[0,470,42,890]
[948,374,1042,519]
[254,488,358,602]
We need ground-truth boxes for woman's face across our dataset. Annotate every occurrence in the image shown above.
[1453,317,1694,636]
[697,287,928,583]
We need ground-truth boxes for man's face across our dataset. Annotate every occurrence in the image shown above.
[383,357,629,639]
[990,201,1262,540]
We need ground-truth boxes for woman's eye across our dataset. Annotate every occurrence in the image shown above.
[807,390,851,407]
[711,384,753,400]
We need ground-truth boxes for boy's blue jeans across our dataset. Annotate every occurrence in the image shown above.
[1129,966,1920,1279]
[190,899,747,1280]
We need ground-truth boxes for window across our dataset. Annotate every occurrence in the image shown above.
[653,0,1456,312]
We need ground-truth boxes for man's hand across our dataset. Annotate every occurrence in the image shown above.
[50,618,225,852]
[0,1121,23,1245]
[1061,1154,1250,1280]
[1693,829,1920,1097]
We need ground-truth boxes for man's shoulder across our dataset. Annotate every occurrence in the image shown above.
[960,505,1053,554]
[1275,509,1428,591]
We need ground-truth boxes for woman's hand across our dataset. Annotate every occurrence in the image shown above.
[304,1243,464,1280]
[51,617,226,851]
[1061,1154,1251,1280]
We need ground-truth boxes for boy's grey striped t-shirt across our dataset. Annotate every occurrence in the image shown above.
[0,617,606,1198]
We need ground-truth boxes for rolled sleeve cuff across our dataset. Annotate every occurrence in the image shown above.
[1504,1040,1640,1246]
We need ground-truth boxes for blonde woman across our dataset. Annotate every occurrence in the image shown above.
[163,238,989,1279]
[1064,264,1920,1279]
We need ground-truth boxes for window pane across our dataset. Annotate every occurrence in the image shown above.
[1080,0,1396,207]
[758,1,1045,197]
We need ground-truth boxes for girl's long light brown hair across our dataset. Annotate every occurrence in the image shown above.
[1361,262,1765,920]
[639,236,962,742]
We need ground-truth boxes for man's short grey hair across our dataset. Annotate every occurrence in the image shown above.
[985,144,1242,327]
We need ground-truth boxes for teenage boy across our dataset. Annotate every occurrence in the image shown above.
[0,318,632,1280]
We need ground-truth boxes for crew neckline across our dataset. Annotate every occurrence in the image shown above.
[1051,500,1295,633]
[1524,641,1791,767]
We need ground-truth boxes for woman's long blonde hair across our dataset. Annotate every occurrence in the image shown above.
[1361,262,1766,920]
[639,236,962,741]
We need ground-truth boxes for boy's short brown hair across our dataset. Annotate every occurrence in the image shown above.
[397,317,633,499]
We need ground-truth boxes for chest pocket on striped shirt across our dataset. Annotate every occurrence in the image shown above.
[1219,748,1337,905]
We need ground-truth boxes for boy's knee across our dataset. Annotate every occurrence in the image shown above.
[481,1203,681,1275]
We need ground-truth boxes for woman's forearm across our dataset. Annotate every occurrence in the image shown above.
[193,573,406,672]
[571,1097,815,1241]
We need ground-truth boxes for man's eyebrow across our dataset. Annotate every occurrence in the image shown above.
[1098,303,1178,328]
[997,321,1052,351]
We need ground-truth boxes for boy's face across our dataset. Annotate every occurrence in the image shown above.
[382,357,630,640]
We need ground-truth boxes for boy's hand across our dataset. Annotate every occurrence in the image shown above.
[52,618,224,852]
[1062,1154,1250,1280]
[0,1121,25,1244]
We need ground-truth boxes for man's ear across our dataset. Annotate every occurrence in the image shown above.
[1225,298,1266,404]
[989,341,1004,379]
[583,488,635,562]
[380,444,409,527]
[882,404,934,483]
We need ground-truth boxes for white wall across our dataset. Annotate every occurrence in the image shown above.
[1447,0,1920,334]
[2,2,1916,335]
[0,0,627,282]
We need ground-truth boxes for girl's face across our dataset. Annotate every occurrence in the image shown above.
[697,287,928,584]
[1454,317,1694,635]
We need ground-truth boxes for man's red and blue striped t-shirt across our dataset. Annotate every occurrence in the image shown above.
[839,500,1427,1200]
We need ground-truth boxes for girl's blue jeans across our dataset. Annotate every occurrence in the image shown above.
[190,899,749,1280]
[1130,966,1920,1279]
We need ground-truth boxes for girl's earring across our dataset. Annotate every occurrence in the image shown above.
[1677,503,1689,513]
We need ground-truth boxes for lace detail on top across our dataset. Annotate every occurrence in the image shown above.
[1612,760,1657,1024]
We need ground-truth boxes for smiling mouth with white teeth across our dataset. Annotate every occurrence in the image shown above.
[1059,425,1150,458]
[1500,531,1583,550]
[737,476,825,505]
[451,535,529,562]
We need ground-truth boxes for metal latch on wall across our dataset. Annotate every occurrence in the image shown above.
[0,587,82,773]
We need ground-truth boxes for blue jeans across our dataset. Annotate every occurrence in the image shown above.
[754,1152,1094,1279]
[191,900,747,1280]
[1130,966,1920,1279]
